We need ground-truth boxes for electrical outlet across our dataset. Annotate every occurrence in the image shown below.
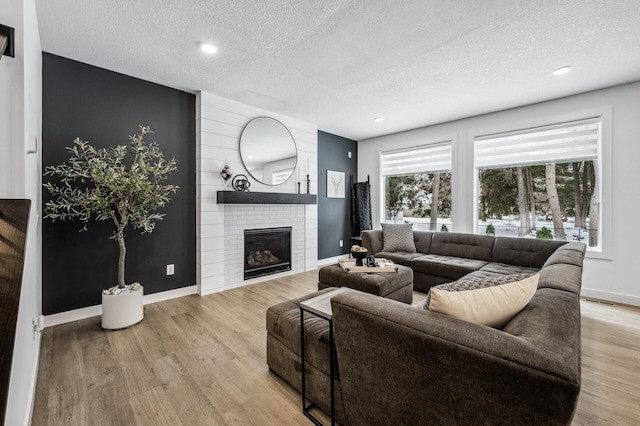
[339,240,343,247]
[166,264,175,275]
[348,151,352,158]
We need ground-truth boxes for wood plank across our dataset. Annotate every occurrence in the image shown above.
[217,190,317,205]
[31,270,640,425]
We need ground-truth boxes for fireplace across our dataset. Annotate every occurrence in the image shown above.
[244,227,292,280]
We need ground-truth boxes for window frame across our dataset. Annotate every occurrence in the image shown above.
[379,140,454,230]
[469,107,612,259]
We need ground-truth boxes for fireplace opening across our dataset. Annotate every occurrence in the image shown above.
[244,227,292,280]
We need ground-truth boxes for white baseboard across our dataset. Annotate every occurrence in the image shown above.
[581,287,640,307]
[44,285,198,328]
[317,254,349,267]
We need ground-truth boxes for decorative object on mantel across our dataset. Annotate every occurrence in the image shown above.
[297,182,301,194]
[220,164,233,181]
[43,125,179,330]
[306,174,311,194]
[220,163,233,189]
[327,170,345,198]
[232,174,251,192]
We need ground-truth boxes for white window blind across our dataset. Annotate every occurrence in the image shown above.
[381,142,452,176]
[272,168,293,185]
[474,118,599,169]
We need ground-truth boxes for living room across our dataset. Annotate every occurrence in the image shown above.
[2,1,640,424]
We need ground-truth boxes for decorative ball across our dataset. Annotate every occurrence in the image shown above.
[232,174,251,192]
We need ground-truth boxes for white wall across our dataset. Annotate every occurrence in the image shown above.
[0,2,25,197]
[196,92,318,295]
[359,81,640,306]
[0,0,43,425]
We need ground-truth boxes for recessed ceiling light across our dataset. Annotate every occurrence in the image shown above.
[553,66,572,75]
[200,43,217,54]
[373,117,385,123]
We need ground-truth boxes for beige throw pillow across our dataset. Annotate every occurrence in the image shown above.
[426,273,539,328]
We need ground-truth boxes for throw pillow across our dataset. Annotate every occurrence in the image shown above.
[424,273,539,328]
[381,223,416,253]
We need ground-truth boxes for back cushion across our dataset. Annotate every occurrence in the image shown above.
[430,233,494,261]
[492,237,567,269]
[414,230,433,254]
[541,242,586,269]
[382,223,416,252]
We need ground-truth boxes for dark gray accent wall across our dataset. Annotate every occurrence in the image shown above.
[42,53,196,315]
[317,131,358,259]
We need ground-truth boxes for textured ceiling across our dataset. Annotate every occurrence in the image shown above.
[35,0,640,141]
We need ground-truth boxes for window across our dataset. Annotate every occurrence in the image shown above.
[272,168,293,185]
[474,118,601,248]
[381,142,452,231]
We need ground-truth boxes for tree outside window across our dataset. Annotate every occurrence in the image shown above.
[385,172,452,230]
[475,115,601,247]
[478,161,598,246]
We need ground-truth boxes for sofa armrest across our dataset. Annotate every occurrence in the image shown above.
[331,292,579,426]
[361,230,383,254]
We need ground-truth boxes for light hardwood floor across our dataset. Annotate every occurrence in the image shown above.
[32,270,640,425]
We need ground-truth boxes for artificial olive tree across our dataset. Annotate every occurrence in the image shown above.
[44,126,178,289]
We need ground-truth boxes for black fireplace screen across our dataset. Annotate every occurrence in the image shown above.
[244,227,292,280]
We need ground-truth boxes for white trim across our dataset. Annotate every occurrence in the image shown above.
[23,334,41,426]
[142,285,197,304]
[44,285,198,327]
[581,287,640,307]
[200,287,224,296]
[317,254,349,267]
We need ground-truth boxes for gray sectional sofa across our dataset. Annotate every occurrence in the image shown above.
[362,229,569,292]
[266,230,586,425]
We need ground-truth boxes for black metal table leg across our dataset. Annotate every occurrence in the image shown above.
[300,307,335,425]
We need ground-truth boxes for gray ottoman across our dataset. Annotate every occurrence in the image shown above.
[318,263,414,304]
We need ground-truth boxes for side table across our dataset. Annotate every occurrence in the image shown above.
[300,287,362,425]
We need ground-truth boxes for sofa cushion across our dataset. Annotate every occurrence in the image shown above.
[413,230,433,254]
[492,237,566,269]
[382,223,416,253]
[538,263,583,295]
[541,242,586,269]
[266,288,337,374]
[423,273,539,328]
[375,251,423,267]
[429,232,494,261]
[479,262,539,276]
[411,254,488,280]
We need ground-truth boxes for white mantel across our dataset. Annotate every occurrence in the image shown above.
[196,92,318,295]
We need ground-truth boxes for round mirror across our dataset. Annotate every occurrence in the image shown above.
[240,117,297,185]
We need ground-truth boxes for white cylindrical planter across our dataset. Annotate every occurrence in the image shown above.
[101,285,144,330]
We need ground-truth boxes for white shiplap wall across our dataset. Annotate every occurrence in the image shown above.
[196,92,318,295]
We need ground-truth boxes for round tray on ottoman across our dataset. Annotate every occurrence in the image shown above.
[318,263,414,304]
